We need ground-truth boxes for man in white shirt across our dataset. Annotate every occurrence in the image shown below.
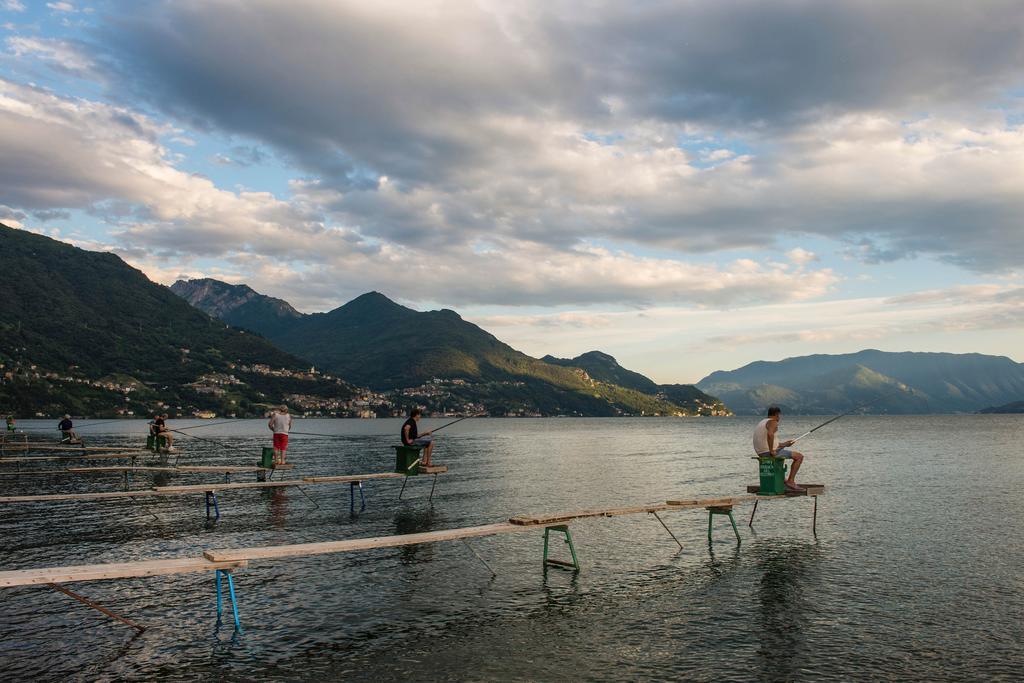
[752,405,805,491]
[268,405,293,466]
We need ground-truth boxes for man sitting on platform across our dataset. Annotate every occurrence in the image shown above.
[753,405,804,491]
[152,413,176,452]
[57,414,79,443]
[401,407,435,467]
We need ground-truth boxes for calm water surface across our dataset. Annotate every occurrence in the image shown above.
[1,416,1022,681]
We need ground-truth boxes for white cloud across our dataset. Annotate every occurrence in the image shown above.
[0,77,838,310]
[1,1,25,12]
[85,0,1024,272]
[7,36,95,77]
[46,2,76,13]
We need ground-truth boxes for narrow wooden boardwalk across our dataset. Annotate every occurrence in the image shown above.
[0,468,448,504]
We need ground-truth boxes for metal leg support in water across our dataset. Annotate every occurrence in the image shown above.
[812,495,818,535]
[128,495,160,522]
[542,525,580,571]
[122,470,131,491]
[48,582,146,633]
[295,486,321,510]
[461,538,497,577]
[707,506,741,545]
[429,473,438,502]
[205,491,220,521]
[350,481,366,515]
[651,511,683,550]
[398,476,409,501]
[748,499,758,528]
[214,570,243,633]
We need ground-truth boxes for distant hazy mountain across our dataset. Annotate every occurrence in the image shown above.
[174,279,723,416]
[979,400,1024,414]
[543,351,660,393]
[171,278,301,338]
[0,224,355,417]
[698,349,1024,414]
[544,351,725,413]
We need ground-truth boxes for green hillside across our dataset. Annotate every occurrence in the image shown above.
[0,223,357,417]
[171,278,301,338]
[544,351,728,415]
[544,351,660,393]
[174,282,722,416]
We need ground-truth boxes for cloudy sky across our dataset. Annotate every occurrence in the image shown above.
[2,0,1023,382]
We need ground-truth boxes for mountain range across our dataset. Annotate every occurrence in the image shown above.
[0,223,358,417]
[171,279,726,417]
[697,350,1024,414]
[3,224,1020,417]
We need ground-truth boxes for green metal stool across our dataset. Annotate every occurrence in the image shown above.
[707,505,741,544]
[543,524,580,570]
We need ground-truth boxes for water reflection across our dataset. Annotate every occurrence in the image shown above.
[269,487,289,528]
[754,540,823,681]
[394,507,440,565]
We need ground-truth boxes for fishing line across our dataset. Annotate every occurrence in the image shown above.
[788,392,894,445]
[166,428,252,452]
[172,420,238,432]
[423,413,486,435]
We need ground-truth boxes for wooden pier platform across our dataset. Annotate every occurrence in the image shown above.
[0,445,151,453]
[0,557,248,587]
[0,452,154,463]
[0,470,448,504]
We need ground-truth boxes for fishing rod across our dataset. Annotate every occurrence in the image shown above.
[76,419,131,429]
[166,428,251,452]
[788,394,890,445]
[423,413,485,435]
[172,420,238,432]
[290,413,485,438]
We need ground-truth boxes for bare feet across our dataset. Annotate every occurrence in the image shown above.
[785,481,804,491]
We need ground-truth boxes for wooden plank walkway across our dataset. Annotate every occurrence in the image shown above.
[0,445,151,453]
[0,471,447,503]
[205,523,533,562]
[0,558,248,587]
[67,466,268,474]
[0,452,151,463]
[0,488,823,589]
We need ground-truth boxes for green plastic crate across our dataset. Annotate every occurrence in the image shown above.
[394,445,422,475]
[758,456,787,495]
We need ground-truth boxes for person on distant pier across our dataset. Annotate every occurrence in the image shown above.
[152,413,175,452]
[268,404,293,465]
[753,405,805,491]
[57,414,79,443]
[5,414,15,433]
[401,407,435,467]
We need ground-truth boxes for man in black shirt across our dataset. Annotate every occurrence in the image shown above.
[152,413,175,452]
[401,408,435,466]
[58,414,79,443]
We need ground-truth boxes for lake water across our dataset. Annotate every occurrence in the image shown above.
[1,416,1022,681]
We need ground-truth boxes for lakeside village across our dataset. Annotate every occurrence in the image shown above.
[2,357,481,419]
[2,357,726,419]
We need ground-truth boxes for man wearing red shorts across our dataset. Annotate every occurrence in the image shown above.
[268,405,293,465]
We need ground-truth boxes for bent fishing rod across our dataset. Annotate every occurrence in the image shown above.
[788,394,890,445]
[423,413,486,435]
[290,413,485,438]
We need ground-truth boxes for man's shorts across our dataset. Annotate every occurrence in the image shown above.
[758,449,794,459]
[273,433,289,450]
[412,436,433,446]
